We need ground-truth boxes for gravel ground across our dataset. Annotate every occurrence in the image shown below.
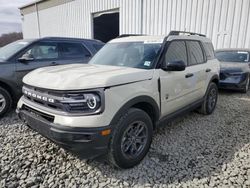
[0,91,250,188]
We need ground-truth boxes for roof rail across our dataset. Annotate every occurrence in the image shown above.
[117,34,145,38]
[169,30,206,37]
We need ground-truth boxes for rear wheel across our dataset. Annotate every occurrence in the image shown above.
[108,108,153,169]
[198,82,218,115]
[0,87,12,117]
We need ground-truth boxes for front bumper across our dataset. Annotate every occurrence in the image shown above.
[16,107,111,159]
[219,82,246,90]
[219,73,248,90]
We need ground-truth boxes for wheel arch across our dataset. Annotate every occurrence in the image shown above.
[0,80,15,101]
[210,74,219,86]
[110,95,160,129]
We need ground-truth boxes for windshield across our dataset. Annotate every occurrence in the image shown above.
[0,40,31,61]
[89,42,162,69]
[215,51,250,63]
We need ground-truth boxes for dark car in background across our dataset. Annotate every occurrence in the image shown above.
[0,37,104,117]
[215,49,250,93]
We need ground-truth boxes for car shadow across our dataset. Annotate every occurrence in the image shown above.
[89,92,250,186]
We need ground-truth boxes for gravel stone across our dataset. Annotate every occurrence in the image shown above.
[0,91,250,187]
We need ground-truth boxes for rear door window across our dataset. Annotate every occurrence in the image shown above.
[59,42,91,58]
[187,41,205,65]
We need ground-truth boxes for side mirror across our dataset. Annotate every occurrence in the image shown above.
[162,60,186,71]
[18,54,34,63]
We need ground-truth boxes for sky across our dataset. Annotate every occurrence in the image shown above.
[0,0,35,36]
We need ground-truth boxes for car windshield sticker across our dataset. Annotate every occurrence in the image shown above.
[18,42,29,45]
[144,39,163,44]
[237,51,248,54]
[144,61,151,66]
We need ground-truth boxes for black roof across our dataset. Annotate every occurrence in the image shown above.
[22,37,104,44]
[40,37,103,43]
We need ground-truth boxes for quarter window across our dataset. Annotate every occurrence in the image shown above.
[165,41,188,65]
[59,43,91,58]
[187,41,205,65]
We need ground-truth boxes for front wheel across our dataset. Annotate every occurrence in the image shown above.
[198,82,218,115]
[108,108,153,169]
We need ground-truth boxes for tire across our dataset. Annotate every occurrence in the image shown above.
[198,82,218,115]
[242,75,249,93]
[0,87,12,117]
[108,108,153,169]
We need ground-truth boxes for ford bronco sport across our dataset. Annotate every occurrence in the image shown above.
[17,31,220,169]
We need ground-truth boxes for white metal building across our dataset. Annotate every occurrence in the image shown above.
[20,0,250,49]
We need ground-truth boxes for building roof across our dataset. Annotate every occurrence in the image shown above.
[19,0,44,9]
[19,0,74,15]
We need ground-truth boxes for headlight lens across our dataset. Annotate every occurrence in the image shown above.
[61,92,103,114]
[86,93,99,109]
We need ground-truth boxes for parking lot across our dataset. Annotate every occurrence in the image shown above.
[0,91,250,188]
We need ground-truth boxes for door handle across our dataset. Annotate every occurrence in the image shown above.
[185,73,194,78]
[206,68,211,72]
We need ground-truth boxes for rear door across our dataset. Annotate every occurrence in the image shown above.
[15,41,60,88]
[186,41,207,99]
[57,42,92,65]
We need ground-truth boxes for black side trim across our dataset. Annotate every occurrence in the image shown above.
[157,98,204,127]
[110,96,160,126]
[157,78,161,111]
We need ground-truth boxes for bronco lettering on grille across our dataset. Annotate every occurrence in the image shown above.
[24,90,55,103]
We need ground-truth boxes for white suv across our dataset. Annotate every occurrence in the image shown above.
[17,31,220,169]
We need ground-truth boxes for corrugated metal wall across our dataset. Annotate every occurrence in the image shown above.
[22,0,250,49]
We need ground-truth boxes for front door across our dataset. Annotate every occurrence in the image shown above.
[159,40,198,117]
[15,41,60,90]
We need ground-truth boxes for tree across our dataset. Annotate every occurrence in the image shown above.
[0,32,23,47]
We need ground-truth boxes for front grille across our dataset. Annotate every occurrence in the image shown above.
[23,86,65,111]
[22,105,55,122]
[22,85,103,114]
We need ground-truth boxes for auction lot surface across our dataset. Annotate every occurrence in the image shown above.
[1,91,250,188]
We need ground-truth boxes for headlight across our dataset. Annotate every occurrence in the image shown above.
[86,93,99,109]
[229,72,243,76]
[61,91,104,114]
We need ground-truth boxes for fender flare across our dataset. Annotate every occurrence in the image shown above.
[109,95,160,127]
[209,74,219,85]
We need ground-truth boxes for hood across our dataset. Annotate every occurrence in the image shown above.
[220,62,249,72]
[23,64,154,90]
